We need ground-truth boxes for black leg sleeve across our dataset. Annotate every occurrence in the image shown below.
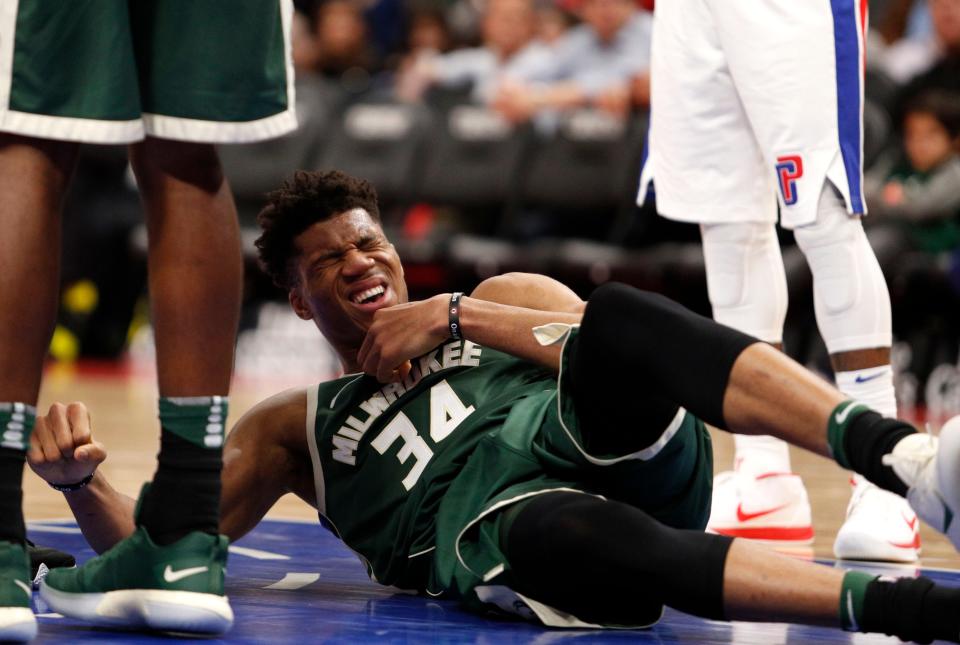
[571,282,758,432]
[502,492,733,625]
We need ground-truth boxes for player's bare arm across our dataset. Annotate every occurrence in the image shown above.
[468,272,585,314]
[29,393,314,553]
[28,403,130,554]
[357,273,584,381]
[219,388,316,541]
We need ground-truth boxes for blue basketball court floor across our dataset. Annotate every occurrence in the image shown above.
[25,518,960,644]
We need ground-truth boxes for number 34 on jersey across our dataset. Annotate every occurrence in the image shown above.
[331,340,483,491]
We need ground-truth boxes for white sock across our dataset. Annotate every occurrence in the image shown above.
[733,434,792,475]
[835,365,897,418]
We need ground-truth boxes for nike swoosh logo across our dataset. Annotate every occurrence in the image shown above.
[736,503,789,523]
[854,371,885,384]
[846,590,859,632]
[889,534,921,549]
[163,565,209,583]
[14,579,30,597]
[834,401,859,425]
[904,513,918,532]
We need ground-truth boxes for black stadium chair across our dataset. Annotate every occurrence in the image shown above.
[865,66,901,115]
[310,100,430,214]
[416,105,533,220]
[863,98,893,170]
[519,109,647,222]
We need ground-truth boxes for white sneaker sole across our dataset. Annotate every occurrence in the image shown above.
[0,607,37,641]
[833,532,919,563]
[39,582,233,635]
[707,526,815,545]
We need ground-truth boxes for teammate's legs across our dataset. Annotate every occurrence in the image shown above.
[38,1,292,633]
[0,136,78,641]
[129,137,242,544]
[39,139,239,635]
[502,492,960,641]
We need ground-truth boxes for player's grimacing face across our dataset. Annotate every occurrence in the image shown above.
[289,209,407,349]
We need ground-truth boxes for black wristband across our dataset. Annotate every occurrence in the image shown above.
[449,292,464,340]
[48,472,95,493]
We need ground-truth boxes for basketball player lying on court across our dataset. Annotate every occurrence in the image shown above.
[29,171,960,642]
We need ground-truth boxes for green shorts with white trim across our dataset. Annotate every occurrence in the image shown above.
[428,329,714,626]
[0,0,296,144]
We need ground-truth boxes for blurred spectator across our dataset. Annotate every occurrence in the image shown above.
[492,0,652,123]
[390,7,453,76]
[292,6,323,74]
[866,91,960,254]
[874,0,960,84]
[363,0,408,63]
[534,1,575,46]
[312,0,381,81]
[865,90,960,374]
[395,0,549,104]
[407,8,453,55]
[894,0,960,111]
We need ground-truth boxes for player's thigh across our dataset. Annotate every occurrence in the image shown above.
[131,0,296,143]
[717,0,867,228]
[0,0,142,143]
[539,400,715,531]
[644,0,776,225]
[584,415,714,531]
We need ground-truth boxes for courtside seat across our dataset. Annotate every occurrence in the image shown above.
[865,66,901,116]
[311,100,431,214]
[863,98,893,170]
[445,233,553,282]
[517,109,647,225]
[416,105,533,218]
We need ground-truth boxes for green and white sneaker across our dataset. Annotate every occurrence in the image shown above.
[0,542,37,642]
[40,526,233,634]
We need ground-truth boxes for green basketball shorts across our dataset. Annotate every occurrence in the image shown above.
[430,327,714,627]
[0,0,296,144]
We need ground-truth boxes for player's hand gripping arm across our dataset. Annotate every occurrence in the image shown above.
[28,403,135,553]
[358,272,584,381]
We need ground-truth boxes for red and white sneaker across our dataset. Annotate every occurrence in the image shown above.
[707,470,814,544]
[833,476,920,562]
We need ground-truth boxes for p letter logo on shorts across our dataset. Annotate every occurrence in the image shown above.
[775,155,804,206]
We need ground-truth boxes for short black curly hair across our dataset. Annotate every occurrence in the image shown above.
[255,170,380,289]
[904,90,960,140]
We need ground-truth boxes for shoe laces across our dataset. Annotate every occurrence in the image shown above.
[881,425,937,488]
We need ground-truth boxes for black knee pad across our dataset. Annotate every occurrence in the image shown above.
[504,492,732,623]
[574,282,756,429]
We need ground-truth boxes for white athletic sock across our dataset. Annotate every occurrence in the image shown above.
[733,434,792,475]
[835,366,897,418]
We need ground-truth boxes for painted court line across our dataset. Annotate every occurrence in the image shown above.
[263,573,321,590]
[229,545,290,561]
[26,524,83,535]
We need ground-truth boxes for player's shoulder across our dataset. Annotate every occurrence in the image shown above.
[236,387,310,433]
[248,374,369,424]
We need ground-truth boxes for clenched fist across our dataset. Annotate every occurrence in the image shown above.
[28,402,106,488]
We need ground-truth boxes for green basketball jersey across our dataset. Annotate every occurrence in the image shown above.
[309,339,556,590]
